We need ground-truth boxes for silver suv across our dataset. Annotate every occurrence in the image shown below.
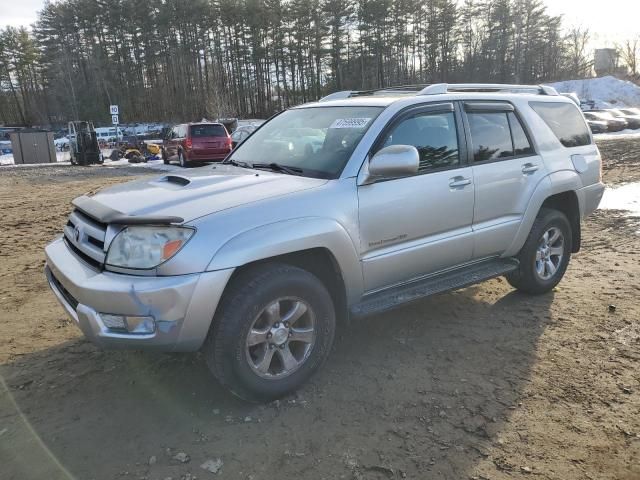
[45,84,605,401]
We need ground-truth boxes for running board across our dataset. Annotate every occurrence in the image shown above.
[350,258,519,318]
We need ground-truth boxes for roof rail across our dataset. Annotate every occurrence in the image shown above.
[418,83,558,96]
[319,83,559,102]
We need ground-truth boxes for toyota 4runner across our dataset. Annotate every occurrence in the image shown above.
[45,83,605,401]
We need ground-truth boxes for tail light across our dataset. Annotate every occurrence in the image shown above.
[185,137,192,149]
[226,137,232,150]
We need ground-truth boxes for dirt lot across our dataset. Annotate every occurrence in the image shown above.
[1,140,639,480]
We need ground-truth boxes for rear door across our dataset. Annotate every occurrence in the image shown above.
[190,124,229,156]
[462,102,545,258]
[357,103,475,292]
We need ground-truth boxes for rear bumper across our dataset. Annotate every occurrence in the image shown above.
[44,237,233,352]
[577,181,605,218]
[186,151,229,162]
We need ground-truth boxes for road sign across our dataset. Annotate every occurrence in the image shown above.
[110,105,119,115]
[112,114,119,125]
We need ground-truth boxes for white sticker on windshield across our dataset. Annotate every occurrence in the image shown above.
[330,118,372,129]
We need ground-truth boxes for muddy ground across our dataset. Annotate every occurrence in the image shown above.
[0,139,639,480]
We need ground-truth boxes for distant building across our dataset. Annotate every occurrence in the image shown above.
[594,48,627,77]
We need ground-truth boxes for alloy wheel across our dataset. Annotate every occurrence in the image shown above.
[245,297,316,379]
[534,226,564,281]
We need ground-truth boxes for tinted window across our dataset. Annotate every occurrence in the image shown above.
[190,124,227,137]
[382,111,459,172]
[508,112,534,156]
[468,112,513,161]
[530,102,591,147]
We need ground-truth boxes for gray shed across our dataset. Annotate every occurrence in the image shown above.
[10,131,57,165]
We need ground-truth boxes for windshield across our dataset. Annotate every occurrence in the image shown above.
[227,106,384,178]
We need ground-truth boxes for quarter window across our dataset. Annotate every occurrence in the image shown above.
[530,101,591,147]
[382,111,459,172]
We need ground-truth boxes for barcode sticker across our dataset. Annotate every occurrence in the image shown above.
[330,118,372,129]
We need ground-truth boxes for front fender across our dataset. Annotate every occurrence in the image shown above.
[206,217,364,303]
[503,170,582,257]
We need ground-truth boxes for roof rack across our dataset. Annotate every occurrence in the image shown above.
[418,83,558,96]
[319,83,558,102]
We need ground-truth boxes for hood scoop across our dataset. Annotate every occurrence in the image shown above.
[160,175,191,187]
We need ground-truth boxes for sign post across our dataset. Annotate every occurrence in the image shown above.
[110,105,119,145]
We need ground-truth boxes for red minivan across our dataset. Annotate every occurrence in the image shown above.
[163,122,232,167]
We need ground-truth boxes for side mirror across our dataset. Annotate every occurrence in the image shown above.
[361,144,419,184]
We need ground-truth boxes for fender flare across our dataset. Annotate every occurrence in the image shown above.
[206,217,364,303]
[503,170,582,257]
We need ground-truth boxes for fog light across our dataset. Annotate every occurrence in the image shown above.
[99,313,155,334]
[125,315,156,334]
[100,313,127,331]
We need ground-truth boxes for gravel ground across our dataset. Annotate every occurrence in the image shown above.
[0,140,639,480]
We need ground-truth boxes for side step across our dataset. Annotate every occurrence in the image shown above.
[350,258,519,318]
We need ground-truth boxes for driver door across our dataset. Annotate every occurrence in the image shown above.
[357,103,475,292]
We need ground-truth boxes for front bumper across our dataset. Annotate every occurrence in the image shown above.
[45,238,233,351]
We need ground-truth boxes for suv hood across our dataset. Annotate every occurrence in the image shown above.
[89,165,328,222]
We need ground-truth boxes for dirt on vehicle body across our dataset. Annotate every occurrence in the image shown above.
[0,137,639,480]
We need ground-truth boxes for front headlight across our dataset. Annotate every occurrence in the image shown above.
[106,226,194,269]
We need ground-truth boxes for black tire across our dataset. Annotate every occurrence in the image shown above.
[506,208,572,294]
[203,263,336,402]
[178,150,187,168]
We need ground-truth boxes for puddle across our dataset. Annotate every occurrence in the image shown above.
[599,182,640,216]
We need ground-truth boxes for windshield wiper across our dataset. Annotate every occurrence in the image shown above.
[224,159,251,168]
[251,162,304,175]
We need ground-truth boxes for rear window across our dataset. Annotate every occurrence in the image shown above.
[467,112,513,161]
[190,124,227,137]
[530,102,591,147]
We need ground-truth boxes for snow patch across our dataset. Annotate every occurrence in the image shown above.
[594,129,640,140]
[599,182,640,217]
[548,76,640,109]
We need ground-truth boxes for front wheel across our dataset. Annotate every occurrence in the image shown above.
[203,264,336,402]
[507,208,572,294]
[178,150,187,168]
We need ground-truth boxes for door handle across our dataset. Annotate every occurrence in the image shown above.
[522,163,539,174]
[449,176,471,188]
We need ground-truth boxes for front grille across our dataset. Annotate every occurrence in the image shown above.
[63,208,107,269]
[64,237,103,270]
[49,269,79,309]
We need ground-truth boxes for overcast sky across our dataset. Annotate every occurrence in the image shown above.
[2,0,639,46]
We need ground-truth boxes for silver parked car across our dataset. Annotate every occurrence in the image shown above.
[45,83,605,401]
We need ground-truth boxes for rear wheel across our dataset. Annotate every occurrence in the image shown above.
[507,208,572,294]
[203,264,336,402]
